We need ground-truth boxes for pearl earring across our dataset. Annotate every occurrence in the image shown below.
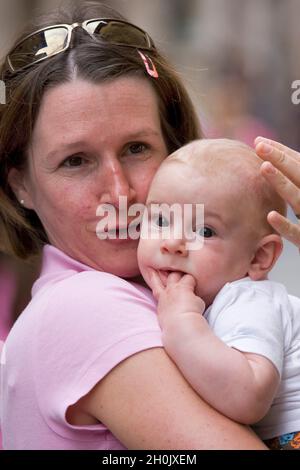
[20,199,25,205]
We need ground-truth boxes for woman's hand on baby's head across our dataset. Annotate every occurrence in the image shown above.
[255,136,300,248]
[149,269,206,330]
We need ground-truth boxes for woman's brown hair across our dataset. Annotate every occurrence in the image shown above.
[0,1,202,259]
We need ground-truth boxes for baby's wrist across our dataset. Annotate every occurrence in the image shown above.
[160,311,206,339]
[161,313,209,361]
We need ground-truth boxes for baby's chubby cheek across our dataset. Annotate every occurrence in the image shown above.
[137,239,155,290]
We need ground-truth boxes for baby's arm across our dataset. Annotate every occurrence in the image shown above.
[151,271,280,424]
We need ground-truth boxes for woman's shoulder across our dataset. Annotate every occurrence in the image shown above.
[32,259,153,306]
[33,245,154,306]
[33,269,157,332]
[26,245,158,333]
[38,268,160,344]
[52,270,154,306]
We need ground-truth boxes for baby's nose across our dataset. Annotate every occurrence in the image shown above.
[160,238,188,257]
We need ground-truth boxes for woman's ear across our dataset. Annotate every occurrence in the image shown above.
[8,167,35,210]
[248,234,283,281]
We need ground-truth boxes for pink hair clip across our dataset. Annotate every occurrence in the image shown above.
[137,50,159,79]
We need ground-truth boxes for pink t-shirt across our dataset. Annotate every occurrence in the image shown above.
[0,262,15,340]
[0,262,15,450]
[0,245,163,449]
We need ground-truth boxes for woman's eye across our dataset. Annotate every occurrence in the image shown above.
[153,214,169,227]
[128,143,148,155]
[197,227,216,238]
[62,156,85,167]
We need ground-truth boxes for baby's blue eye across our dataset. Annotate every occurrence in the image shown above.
[197,227,215,238]
[153,214,169,227]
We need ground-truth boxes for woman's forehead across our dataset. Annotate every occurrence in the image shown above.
[36,76,159,121]
[30,77,162,149]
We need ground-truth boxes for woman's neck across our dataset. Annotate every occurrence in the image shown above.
[128,274,149,288]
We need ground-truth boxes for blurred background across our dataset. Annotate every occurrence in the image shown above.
[1,0,300,340]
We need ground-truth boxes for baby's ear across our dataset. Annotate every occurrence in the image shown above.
[248,234,283,281]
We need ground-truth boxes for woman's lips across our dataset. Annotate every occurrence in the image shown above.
[86,221,141,241]
[101,226,140,237]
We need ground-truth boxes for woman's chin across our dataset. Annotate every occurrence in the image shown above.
[107,261,140,279]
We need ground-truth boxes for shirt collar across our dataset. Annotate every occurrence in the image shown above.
[32,244,95,297]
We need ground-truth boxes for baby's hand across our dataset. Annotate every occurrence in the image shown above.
[150,270,205,330]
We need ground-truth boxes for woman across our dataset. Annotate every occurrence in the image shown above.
[0,1,298,450]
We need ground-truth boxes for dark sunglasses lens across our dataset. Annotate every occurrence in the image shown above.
[86,20,151,49]
[9,27,69,71]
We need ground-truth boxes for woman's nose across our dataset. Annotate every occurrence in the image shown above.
[98,158,136,208]
[160,238,188,257]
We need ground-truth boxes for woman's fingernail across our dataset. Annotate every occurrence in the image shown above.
[260,143,272,154]
[255,136,269,145]
[263,162,277,174]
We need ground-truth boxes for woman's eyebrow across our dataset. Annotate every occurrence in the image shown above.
[45,142,86,160]
[45,129,161,160]
[124,129,161,139]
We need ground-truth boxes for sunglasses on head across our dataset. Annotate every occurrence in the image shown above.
[7,18,156,73]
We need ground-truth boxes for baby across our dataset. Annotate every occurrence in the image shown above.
[137,138,300,450]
